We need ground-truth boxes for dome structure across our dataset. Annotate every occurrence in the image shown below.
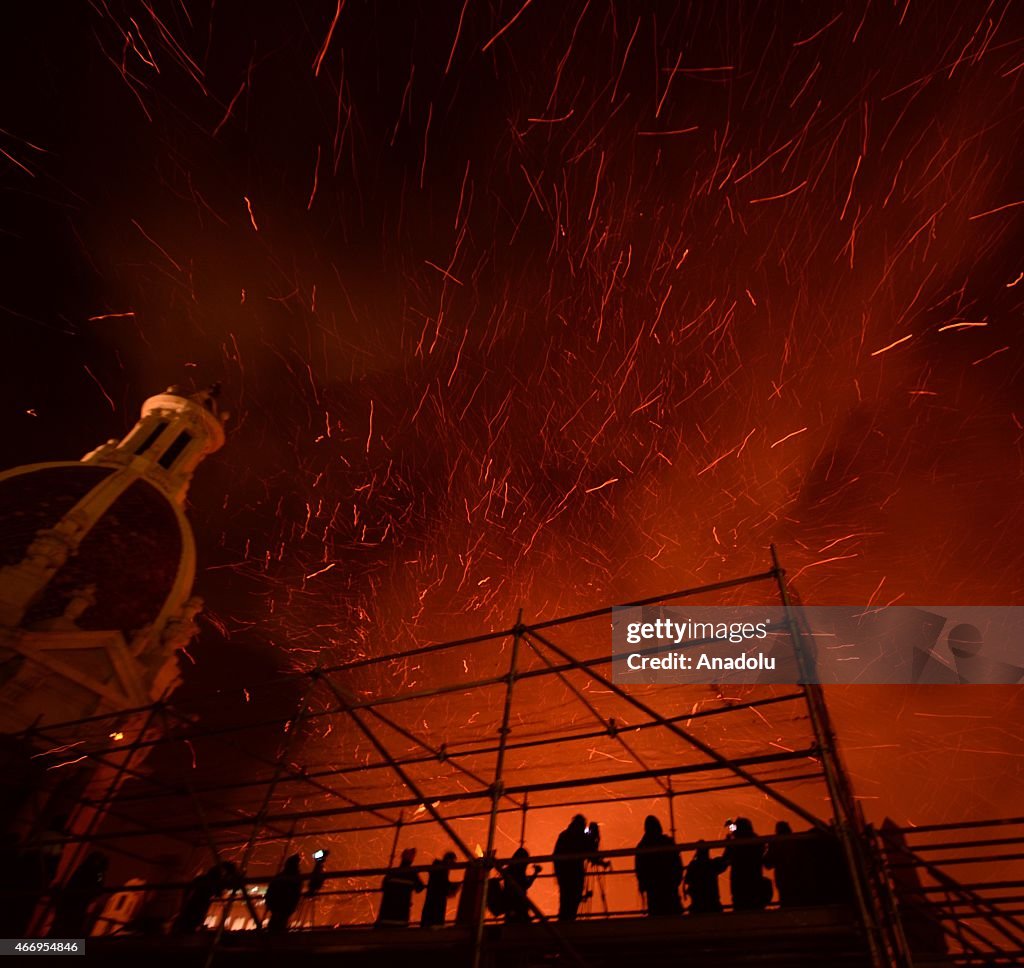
[0,386,226,731]
[1,469,184,634]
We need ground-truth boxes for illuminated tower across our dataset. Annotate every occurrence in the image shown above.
[0,386,225,837]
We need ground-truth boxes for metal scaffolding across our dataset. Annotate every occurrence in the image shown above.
[10,547,917,966]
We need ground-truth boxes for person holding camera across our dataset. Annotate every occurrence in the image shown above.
[722,818,772,911]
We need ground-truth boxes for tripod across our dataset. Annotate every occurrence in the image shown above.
[581,860,610,917]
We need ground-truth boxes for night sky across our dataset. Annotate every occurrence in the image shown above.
[3,1,1024,900]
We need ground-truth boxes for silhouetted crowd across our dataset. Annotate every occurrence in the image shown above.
[367,813,852,931]
[1,813,852,937]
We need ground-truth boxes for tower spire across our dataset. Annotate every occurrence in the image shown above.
[83,384,227,504]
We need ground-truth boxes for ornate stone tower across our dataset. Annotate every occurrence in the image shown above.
[0,386,225,842]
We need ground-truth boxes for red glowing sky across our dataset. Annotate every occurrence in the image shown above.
[4,1,1024,886]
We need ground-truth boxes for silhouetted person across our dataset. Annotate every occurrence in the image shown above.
[172,864,225,934]
[811,823,855,904]
[421,852,460,928]
[763,821,814,907]
[504,848,541,923]
[722,818,770,910]
[376,848,424,928]
[553,815,592,921]
[634,816,682,916]
[685,841,727,914]
[265,854,302,933]
[49,851,107,938]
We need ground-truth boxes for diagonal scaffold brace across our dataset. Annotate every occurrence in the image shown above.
[317,653,592,968]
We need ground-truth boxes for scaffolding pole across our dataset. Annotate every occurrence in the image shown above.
[769,543,913,968]
[472,612,523,968]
